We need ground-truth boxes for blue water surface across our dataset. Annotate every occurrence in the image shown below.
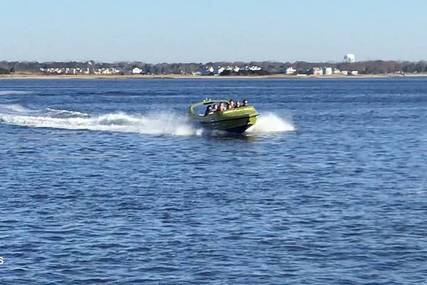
[0,78,426,284]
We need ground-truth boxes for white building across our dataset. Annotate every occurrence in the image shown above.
[243,65,262,71]
[324,67,333,75]
[344,54,356,63]
[132,67,143,74]
[286,67,296,75]
[311,67,323,76]
[249,65,262,71]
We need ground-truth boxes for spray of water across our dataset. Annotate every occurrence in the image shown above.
[0,105,295,136]
[0,108,196,136]
[246,112,295,134]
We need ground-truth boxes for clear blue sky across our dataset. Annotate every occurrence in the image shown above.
[1,0,426,63]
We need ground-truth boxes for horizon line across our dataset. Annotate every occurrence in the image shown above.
[2,59,427,64]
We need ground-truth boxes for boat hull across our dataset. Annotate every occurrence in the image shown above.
[189,103,258,134]
[199,112,257,133]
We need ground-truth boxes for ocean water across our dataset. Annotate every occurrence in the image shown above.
[0,78,426,284]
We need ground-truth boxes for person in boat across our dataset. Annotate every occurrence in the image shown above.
[228,99,236,109]
[205,105,213,116]
[211,103,218,113]
[236,101,241,108]
[242,99,248,106]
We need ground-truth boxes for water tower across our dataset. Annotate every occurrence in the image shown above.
[344,54,356,63]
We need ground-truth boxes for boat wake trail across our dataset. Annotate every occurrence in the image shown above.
[0,104,199,136]
[0,105,294,136]
[246,113,295,134]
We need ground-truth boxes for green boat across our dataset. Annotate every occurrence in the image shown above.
[188,99,258,133]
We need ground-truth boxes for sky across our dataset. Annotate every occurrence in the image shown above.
[1,0,427,63]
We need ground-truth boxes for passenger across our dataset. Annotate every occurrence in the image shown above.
[242,99,248,106]
[205,105,212,116]
[212,104,218,112]
[236,101,241,108]
[219,102,226,112]
[229,99,235,109]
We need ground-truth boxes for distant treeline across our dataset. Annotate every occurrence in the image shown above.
[1,60,427,75]
[259,60,427,74]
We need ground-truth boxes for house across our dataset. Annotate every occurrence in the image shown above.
[324,67,333,75]
[286,67,296,75]
[132,67,143,74]
[311,67,323,76]
[249,65,262,71]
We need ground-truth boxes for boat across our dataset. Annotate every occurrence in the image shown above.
[188,99,258,133]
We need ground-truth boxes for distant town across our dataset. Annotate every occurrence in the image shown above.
[1,54,427,77]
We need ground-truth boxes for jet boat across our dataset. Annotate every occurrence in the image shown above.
[188,99,258,133]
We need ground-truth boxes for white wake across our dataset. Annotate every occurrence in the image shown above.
[0,105,294,136]
[246,113,295,134]
[0,105,198,136]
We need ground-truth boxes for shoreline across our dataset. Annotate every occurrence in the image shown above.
[1,73,427,80]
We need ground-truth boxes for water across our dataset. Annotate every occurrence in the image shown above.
[0,78,426,284]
